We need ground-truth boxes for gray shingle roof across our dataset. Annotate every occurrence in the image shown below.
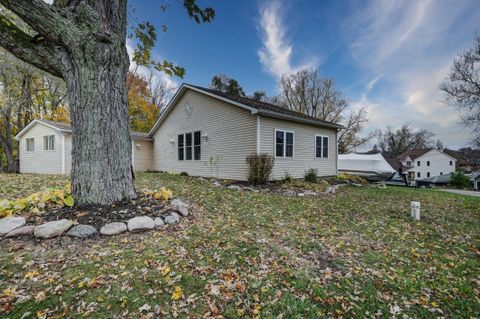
[37,119,152,140]
[189,85,344,129]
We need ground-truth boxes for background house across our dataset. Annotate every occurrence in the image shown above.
[387,149,457,181]
[15,119,153,174]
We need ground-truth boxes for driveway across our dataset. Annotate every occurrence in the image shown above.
[439,189,480,197]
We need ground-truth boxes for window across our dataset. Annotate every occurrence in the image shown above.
[275,130,294,158]
[406,161,411,166]
[427,172,430,177]
[26,138,34,152]
[43,135,54,151]
[178,131,201,161]
[315,135,329,158]
[178,134,184,160]
[440,172,443,175]
[417,172,421,178]
[194,131,201,160]
[427,161,430,167]
[449,161,453,166]
[417,161,420,166]
[185,133,192,160]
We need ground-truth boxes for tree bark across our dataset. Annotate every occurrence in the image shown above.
[64,41,136,205]
[1,103,17,173]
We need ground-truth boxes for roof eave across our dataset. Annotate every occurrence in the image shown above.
[257,110,344,129]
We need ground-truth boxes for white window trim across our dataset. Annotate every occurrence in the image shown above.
[26,137,35,152]
[178,131,201,161]
[274,129,294,159]
[43,135,55,151]
[315,134,329,159]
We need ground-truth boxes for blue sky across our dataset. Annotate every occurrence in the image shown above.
[128,0,480,149]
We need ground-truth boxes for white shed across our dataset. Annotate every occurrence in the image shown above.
[15,119,153,174]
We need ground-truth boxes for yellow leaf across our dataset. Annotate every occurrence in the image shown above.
[63,195,74,207]
[160,265,170,276]
[24,271,40,279]
[171,286,182,301]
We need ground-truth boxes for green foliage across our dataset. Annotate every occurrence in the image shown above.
[281,171,293,183]
[246,153,274,184]
[304,168,318,183]
[336,172,368,184]
[449,171,472,189]
[179,172,189,176]
[211,74,246,97]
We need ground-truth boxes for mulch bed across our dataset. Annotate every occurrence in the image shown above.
[31,193,173,229]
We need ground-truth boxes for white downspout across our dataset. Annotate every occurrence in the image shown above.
[256,115,261,154]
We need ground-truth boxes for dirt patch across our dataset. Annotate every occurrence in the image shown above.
[31,193,173,229]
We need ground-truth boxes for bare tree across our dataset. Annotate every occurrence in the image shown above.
[377,124,435,157]
[440,34,480,147]
[279,68,372,153]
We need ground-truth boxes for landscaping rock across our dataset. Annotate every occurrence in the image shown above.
[304,190,318,196]
[284,191,296,197]
[0,216,26,236]
[227,185,241,190]
[100,222,127,236]
[127,216,155,232]
[164,212,180,225]
[325,186,336,194]
[212,181,222,187]
[171,198,189,217]
[5,225,35,238]
[154,217,165,227]
[66,224,97,238]
[297,193,305,197]
[34,219,73,239]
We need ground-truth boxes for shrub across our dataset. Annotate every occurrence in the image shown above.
[449,171,471,189]
[304,168,318,183]
[336,172,368,184]
[246,153,274,184]
[179,171,189,176]
[282,171,293,183]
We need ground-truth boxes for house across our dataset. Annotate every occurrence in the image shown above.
[15,119,153,174]
[387,149,457,181]
[15,84,343,180]
[338,153,396,181]
[469,172,480,191]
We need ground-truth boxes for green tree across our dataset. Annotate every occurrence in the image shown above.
[211,74,246,97]
[449,170,471,189]
[0,1,214,205]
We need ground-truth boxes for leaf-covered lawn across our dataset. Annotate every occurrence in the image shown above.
[1,172,479,318]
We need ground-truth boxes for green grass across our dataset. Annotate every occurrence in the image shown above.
[1,172,479,318]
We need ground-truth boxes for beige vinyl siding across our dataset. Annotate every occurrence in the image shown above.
[133,139,153,171]
[259,115,337,179]
[19,123,64,174]
[153,90,256,180]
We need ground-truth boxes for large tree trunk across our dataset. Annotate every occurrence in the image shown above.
[64,42,136,206]
[1,104,17,173]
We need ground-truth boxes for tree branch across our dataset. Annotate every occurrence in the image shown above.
[0,15,62,78]
[0,0,70,44]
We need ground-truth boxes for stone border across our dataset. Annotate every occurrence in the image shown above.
[0,198,190,240]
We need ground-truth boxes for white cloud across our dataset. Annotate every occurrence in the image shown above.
[257,0,318,80]
[344,0,479,149]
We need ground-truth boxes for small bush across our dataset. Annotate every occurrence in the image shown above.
[246,153,274,184]
[179,172,189,176]
[304,168,318,183]
[449,171,471,189]
[336,172,368,184]
[282,171,293,183]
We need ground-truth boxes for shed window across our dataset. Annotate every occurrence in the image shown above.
[449,161,453,166]
[275,130,294,158]
[315,135,329,158]
[43,135,55,151]
[26,138,34,152]
[178,134,184,160]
